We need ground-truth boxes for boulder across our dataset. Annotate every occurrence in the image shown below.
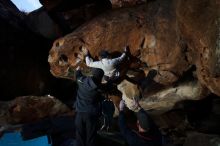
[0,0,77,101]
[140,80,209,113]
[110,0,147,8]
[0,0,52,100]
[176,0,220,96]
[116,79,209,114]
[39,0,112,34]
[0,95,72,126]
[0,0,25,28]
[26,7,62,39]
[184,132,220,146]
[39,0,145,11]
[48,0,220,96]
[48,0,189,84]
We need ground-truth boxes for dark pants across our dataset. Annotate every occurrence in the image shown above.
[101,99,115,131]
[75,112,98,146]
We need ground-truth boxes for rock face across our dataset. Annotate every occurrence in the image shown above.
[48,0,188,82]
[39,0,112,35]
[184,132,220,146]
[26,7,62,39]
[0,19,50,100]
[110,0,147,8]
[176,0,220,96]
[0,1,219,144]
[0,0,77,101]
[39,0,146,10]
[0,0,25,28]
[39,0,102,11]
[39,0,147,34]
[0,0,47,100]
[147,95,220,144]
[140,80,208,112]
[0,95,72,126]
[116,79,209,113]
[48,0,220,97]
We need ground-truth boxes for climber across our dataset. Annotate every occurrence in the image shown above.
[74,66,104,146]
[81,46,129,82]
[79,46,129,131]
[118,99,162,146]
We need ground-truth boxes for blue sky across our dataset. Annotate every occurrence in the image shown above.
[11,0,42,12]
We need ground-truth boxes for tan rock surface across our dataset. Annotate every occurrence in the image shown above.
[176,0,220,95]
[48,0,220,96]
[110,0,146,8]
[0,96,72,126]
[48,0,189,85]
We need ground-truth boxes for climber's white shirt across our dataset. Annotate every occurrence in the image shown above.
[85,53,126,77]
